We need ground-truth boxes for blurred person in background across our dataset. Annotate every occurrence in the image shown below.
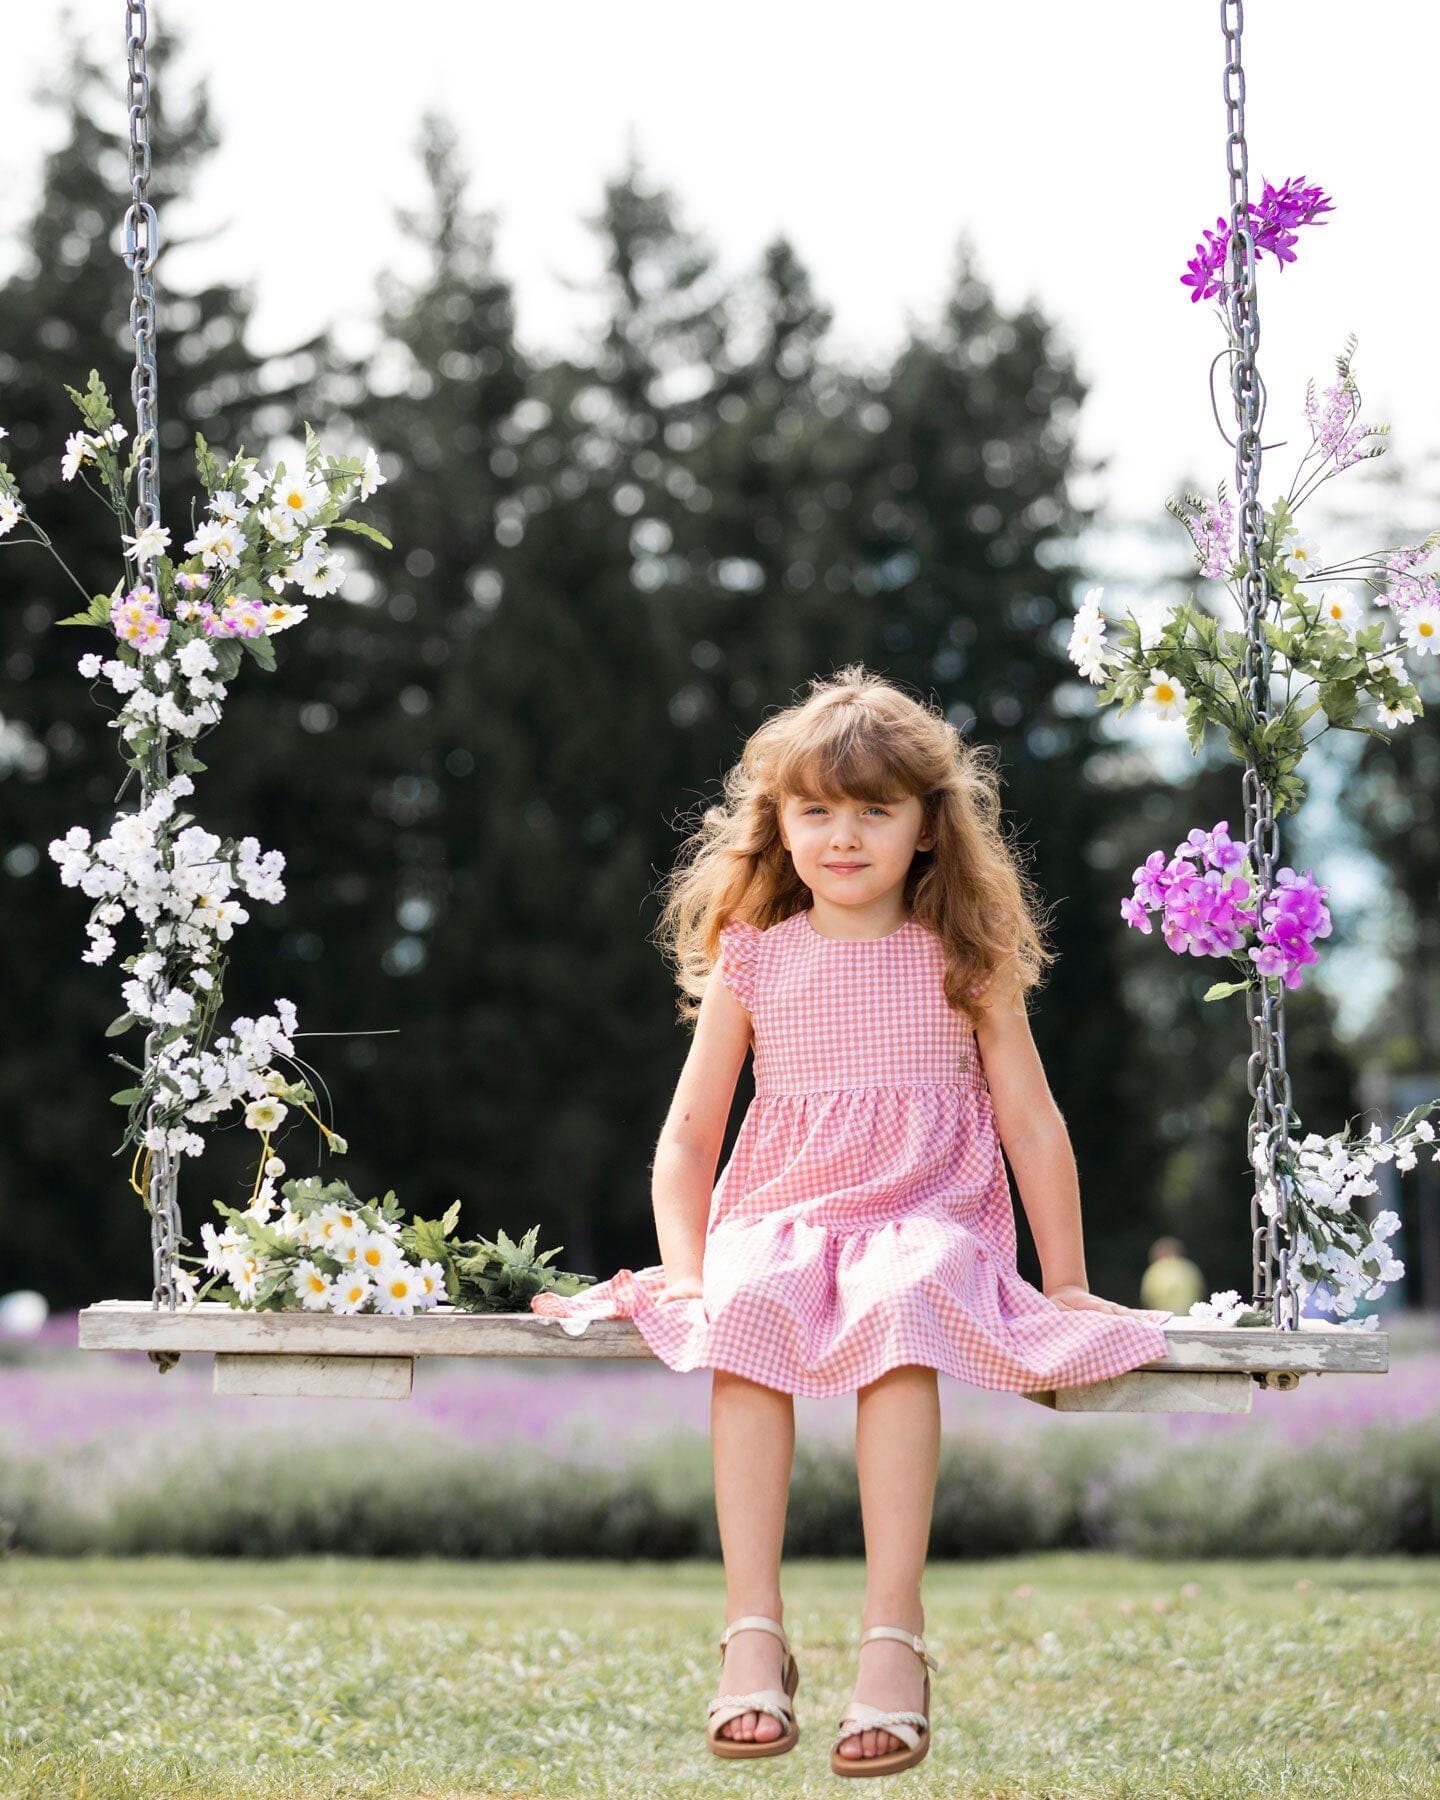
[1139,1237,1205,1316]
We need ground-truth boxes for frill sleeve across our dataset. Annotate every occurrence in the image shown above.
[716,919,762,1013]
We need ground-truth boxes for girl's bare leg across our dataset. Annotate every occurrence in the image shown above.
[709,1368,796,1743]
[835,1362,940,1763]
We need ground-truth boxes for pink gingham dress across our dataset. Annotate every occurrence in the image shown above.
[530,909,1174,1397]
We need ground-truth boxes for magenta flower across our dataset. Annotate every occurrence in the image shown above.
[1124,825,1331,991]
[1181,176,1334,303]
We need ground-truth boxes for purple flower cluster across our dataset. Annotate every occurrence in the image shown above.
[1182,176,1335,304]
[109,583,169,656]
[1380,544,1438,614]
[1122,821,1332,990]
[1195,494,1235,579]
[1305,376,1370,471]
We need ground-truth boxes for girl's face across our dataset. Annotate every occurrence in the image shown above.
[777,790,933,918]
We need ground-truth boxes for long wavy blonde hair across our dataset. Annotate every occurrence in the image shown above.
[654,663,1058,1027]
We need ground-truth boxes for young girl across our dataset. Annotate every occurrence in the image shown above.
[531,664,1173,1778]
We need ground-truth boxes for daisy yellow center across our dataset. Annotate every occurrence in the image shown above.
[1154,682,1177,703]
[307,1274,325,1292]
[286,492,304,509]
[364,1247,382,1266]
[389,1279,407,1298]
[1420,621,1434,637]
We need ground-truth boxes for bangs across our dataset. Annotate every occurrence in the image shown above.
[774,712,920,806]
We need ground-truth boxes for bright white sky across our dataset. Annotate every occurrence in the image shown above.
[2,1,1437,528]
[1,0,1429,1038]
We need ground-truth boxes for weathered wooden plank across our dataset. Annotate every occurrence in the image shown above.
[1053,1371,1253,1414]
[78,1301,657,1359]
[213,1353,414,1399]
[76,1301,1390,1375]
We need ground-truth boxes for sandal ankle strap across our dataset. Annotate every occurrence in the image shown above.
[719,1613,791,1657]
[858,1624,939,1671]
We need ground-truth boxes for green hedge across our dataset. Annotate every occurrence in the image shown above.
[4,1420,1438,1559]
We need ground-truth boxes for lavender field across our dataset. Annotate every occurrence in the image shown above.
[2,1310,1438,1558]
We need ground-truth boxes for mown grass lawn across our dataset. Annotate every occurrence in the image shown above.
[1,1553,1436,1799]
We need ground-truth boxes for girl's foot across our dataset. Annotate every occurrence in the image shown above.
[714,1619,787,1745]
[835,1631,927,1762]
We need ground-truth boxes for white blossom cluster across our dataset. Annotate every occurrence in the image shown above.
[48,781,284,981]
[1191,1110,1433,1327]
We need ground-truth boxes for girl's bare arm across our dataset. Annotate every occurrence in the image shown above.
[651,968,753,1293]
[973,959,1160,1317]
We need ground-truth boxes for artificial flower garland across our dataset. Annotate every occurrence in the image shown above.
[1065,182,1438,1326]
[2,373,590,1315]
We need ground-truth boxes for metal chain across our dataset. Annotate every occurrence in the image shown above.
[122,0,182,1334]
[1221,0,1299,1330]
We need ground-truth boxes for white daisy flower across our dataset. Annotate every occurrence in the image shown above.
[293,1259,334,1311]
[1141,669,1187,722]
[1125,599,1171,652]
[1399,596,1440,657]
[258,504,300,544]
[330,1270,372,1315]
[352,1227,403,1278]
[242,466,270,503]
[120,521,172,563]
[315,1202,364,1256]
[186,518,246,570]
[0,495,23,536]
[357,446,385,500]
[374,1263,423,1315]
[1066,588,1114,684]
[1281,532,1322,580]
[231,1252,264,1304]
[1376,700,1416,730]
[296,550,345,598]
[244,1096,289,1133]
[274,471,325,522]
[415,1257,447,1304]
[1315,585,1362,633]
[61,430,96,481]
[207,489,247,525]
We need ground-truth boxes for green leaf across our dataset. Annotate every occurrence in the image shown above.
[241,633,277,671]
[441,1199,462,1237]
[105,1012,137,1038]
[209,639,244,682]
[1202,980,1252,1002]
[110,1087,147,1105]
[194,430,220,492]
[57,592,116,629]
[1319,679,1359,728]
[172,745,208,774]
[64,369,116,431]
[328,517,393,549]
[1184,696,1208,757]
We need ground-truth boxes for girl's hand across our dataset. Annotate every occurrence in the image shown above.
[1045,1283,1171,1320]
[655,1274,704,1305]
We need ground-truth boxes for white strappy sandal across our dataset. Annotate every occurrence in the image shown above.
[706,1613,800,1759]
[830,1624,939,1777]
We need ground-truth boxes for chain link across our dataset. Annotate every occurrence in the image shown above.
[122,1,182,1337]
[1220,0,1299,1330]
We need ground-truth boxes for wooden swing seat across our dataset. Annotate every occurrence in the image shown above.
[76,1301,1388,1411]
